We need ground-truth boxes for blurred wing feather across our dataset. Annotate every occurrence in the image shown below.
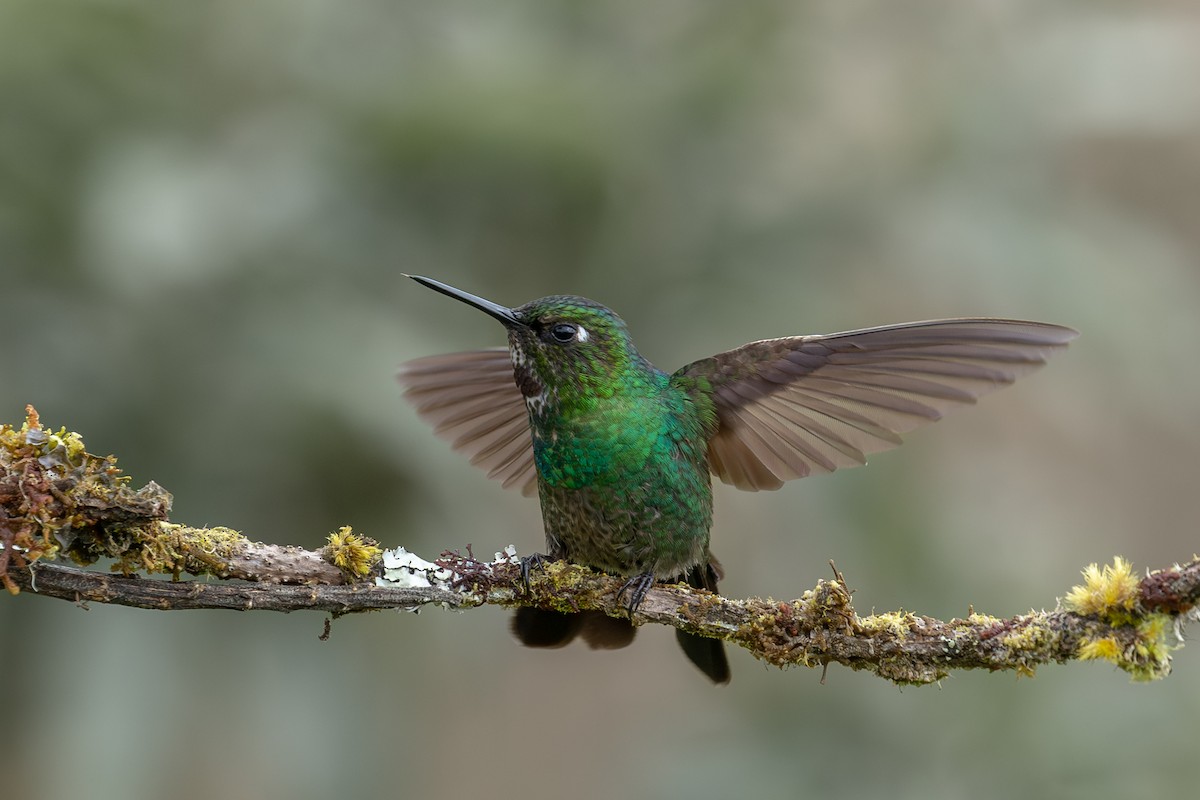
[399,349,538,496]
[675,319,1077,491]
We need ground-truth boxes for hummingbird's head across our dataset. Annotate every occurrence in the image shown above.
[406,276,646,413]
[506,294,641,406]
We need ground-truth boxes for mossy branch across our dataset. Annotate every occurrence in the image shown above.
[3,406,1197,685]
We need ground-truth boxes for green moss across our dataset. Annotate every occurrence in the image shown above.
[1,406,170,591]
[512,561,612,616]
[2,410,265,590]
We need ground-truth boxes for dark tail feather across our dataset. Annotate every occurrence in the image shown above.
[513,608,637,650]
[676,630,730,684]
[511,607,584,648]
[676,560,730,684]
[580,612,637,649]
[513,557,731,685]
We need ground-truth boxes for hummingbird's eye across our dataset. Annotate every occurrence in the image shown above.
[549,323,579,343]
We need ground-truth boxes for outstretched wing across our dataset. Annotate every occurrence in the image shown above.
[399,349,538,497]
[672,319,1077,491]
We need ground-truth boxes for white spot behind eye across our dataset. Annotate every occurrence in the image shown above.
[575,326,589,343]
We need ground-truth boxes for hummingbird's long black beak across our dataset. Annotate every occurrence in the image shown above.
[404,275,522,327]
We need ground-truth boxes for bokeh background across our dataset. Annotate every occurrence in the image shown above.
[3,2,1198,799]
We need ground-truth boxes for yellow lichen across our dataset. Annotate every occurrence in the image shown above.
[161,524,247,576]
[1078,636,1122,663]
[856,610,916,638]
[997,620,1056,679]
[1000,620,1054,652]
[1061,557,1178,681]
[1063,556,1139,621]
[543,560,589,590]
[1129,614,1174,682]
[542,561,611,615]
[998,619,1056,679]
[325,527,381,579]
[795,579,854,633]
[43,426,87,465]
[1075,612,1175,682]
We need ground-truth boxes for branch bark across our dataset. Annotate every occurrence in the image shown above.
[3,406,1198,685]
[4,556,469,612]
[6,536,1198,684]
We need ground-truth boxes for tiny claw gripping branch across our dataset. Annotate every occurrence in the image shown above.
[615,571,657,616]
[518,552,554,595]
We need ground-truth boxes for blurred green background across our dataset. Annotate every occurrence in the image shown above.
[3,2,1198,799]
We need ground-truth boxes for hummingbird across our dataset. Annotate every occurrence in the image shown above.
[399,275,1076,684]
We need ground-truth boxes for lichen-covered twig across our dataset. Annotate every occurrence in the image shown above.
[3,406,1198,684]
[6,545,1198,684]
[0,406,367,588]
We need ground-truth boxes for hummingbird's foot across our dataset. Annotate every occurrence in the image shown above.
[519,552,553,595]
[615,571,657,616]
